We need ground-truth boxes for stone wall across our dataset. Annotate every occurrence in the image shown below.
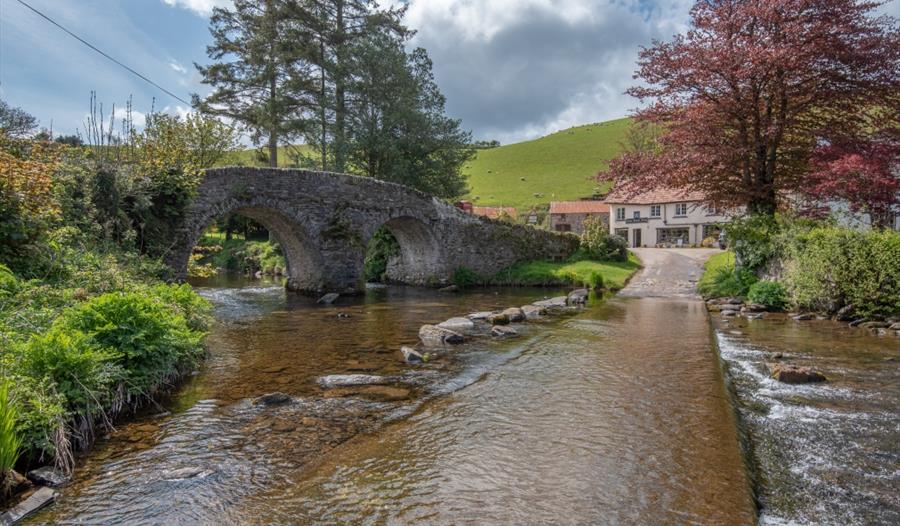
[166,167,579,294]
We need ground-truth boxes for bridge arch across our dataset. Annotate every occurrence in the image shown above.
[366,215,445,285]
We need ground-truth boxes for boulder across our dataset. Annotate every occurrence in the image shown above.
[438,285,459,293]
[521,305,546,320]
[741,304,767,313]
[437,317,476,335]
[0,487,57,525]
[859,321,889,329]
[26,466,69,488]
[491,325,518,338]
[317,292,340,305]
[418,325,464,346]
[725,297,744,305]
[721,310,739,317]
[567,289,589,305]
[834,305,856,322]
[792,313,814,321]
[317,374,389,388]
[767,363,827,384]
[488,313,510,325]
[744,313,764,320]
[501,307,526,322]
[720,303,742,311]
[252,392,292,406]
[533,296,568,309]
[401,346,424,364]
[468,311,494,321]
[848,318,868,327]
[890,322,900,331]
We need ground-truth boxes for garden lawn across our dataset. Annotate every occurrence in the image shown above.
[490,253,641,290]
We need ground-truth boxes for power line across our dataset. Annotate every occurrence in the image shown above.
[13,0,192,106]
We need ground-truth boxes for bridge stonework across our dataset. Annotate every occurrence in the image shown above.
[165,168,579,294]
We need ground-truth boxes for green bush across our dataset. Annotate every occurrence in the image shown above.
[784,227,900,316]
[58,292,204,398]
[363,227,400,282]
[577,216,627,261]
[747,281,788,310]
[0,379,21,498]
[149,284,212,332]
[584,271,604,290]
[725,214,780,270]
[451,267,480,288]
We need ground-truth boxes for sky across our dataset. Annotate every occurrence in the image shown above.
[1,0,897,145]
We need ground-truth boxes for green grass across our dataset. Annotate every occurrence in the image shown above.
[226,144,317,168]
[463,118,632,209]
[490,253,641,290]
[698,251,735,294]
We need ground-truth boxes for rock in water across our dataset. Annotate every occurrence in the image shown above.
[437,317,476,335]
[488,313,510,325]
[438,285,459,293]
[521,305,546,320]
[253,392,293,406]
[418,325,465,346]
[317,374,389,388]
[401,346,424,363]
[792,313,814,321]
[501,307,526,322]
[0,487,57,525]
[491,325,518,338]
[26,466,69,488]
[468,311,494,321]
[834,305,855,322]
[767,363,827,384]
[317,292,340,305]
[567,289,589,305]
[533,296,568,309]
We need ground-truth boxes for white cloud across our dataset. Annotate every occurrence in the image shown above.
[169,60,188,75]
[161,0,231,17]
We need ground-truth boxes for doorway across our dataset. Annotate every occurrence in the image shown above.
[632,228,642,248]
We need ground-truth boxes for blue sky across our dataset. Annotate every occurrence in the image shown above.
[1,0,897,144]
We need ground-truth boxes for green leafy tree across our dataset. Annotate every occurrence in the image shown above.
[0,99,38,138]
[345,35,472,198]
[196,0,313,167]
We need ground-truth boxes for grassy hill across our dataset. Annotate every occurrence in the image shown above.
[463,117,631,209]
[228,144,317,168]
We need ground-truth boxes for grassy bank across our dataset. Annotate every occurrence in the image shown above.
[0,238,211,478]
[488,253,641,290]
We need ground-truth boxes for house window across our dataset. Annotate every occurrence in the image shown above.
[707,204,721,216]
[657,227,690,245]
[614,228,629,239]
[616,207,625,221]
[555,224,572,232]
[633,211,640,219]
[650,205,661,217]
[674,203,688,216]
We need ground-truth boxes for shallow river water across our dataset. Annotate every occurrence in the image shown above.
[30,276,757,524]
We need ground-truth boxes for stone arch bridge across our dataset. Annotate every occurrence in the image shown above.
[165,168,578,294]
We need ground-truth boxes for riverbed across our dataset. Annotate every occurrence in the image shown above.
[27,270,756,524]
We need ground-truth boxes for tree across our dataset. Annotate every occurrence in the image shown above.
[805,133,899,228]
[344,35,472,198]
[195,0,314,167]
[0,100,38,138]
[605,0,899,215]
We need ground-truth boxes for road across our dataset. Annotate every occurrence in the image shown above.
[620,248,722,299]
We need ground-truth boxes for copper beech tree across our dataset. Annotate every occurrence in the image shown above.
[604,0,899,219]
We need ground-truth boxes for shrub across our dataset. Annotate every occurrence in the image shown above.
[724,214,780,270]
[783,227,900,316]
[452,266,480,288]
[0,379,21,498]
[578,216,627,261]
[57,292,204,399]
[748,281,788,310]
[584,271,604,290]
[364,227,400,282]
[148,284,212,332]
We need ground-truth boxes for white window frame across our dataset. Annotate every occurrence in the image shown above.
[616,207,625,221]
[650,205,661,217]
[674,203,688,216]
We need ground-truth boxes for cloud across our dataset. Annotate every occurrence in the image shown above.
[160,0,230,17]
[169,60,188,75]
[403,0,691,143]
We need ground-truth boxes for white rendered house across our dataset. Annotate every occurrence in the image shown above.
[606,188,730,247]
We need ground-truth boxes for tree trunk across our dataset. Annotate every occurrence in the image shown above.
[333,0,346,173]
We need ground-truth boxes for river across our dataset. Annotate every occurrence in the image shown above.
[26,251,897,525]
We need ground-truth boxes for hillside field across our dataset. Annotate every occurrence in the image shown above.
[462,117,631,209]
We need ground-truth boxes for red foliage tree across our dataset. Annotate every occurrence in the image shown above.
[605,0,899,216]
